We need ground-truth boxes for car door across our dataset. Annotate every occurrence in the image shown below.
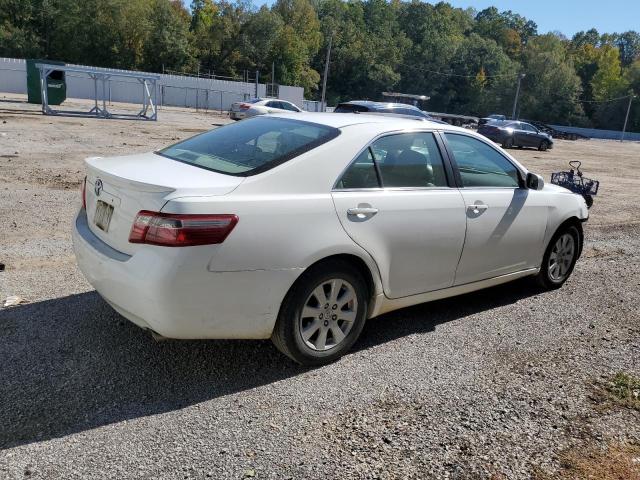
[520,123,538,147]
[443,132,548,285]
[332,131,467,299]
[509,122,528,147]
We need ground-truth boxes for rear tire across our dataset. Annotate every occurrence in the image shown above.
[538,140,549,151]
[502,137,514,149]
[534,224,581,290]
[271,259,369,366]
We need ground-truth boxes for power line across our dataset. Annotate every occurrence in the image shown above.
[578,94,634,104]
[396,62,519,78]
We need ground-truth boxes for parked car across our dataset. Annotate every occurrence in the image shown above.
[478,114,507,126]
[73,114,588,365]
[478,120,554,151]
[229,98,302,120]
[334,100,435,119]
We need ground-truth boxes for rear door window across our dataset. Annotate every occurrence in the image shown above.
[336,132,448,189]
[373,133,448,187]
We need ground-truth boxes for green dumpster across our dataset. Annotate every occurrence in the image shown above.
[26,59,67,105]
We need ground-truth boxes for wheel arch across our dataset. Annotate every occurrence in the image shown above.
[278,251,383,324]
[550,215,585,259]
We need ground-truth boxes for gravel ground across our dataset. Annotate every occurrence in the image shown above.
[1,95,639,479]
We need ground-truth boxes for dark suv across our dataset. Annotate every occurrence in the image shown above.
[334,101,434,119]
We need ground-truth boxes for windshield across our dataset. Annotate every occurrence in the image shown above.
[158,117,340,176]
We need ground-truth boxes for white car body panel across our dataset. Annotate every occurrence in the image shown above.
[332,189,467,298]
[454,188,548,284]
[72,113,588,340]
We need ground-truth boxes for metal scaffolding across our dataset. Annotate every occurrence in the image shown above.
[35,63,160,121]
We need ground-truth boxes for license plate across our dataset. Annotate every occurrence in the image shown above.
[94,200,114,232]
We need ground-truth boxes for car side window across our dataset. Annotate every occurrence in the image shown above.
[522,123,537,132]
[444,133,520,188]
[280,102,299,112]
[372,133,448,188]
[335,148,380,189]
[337,132,448,189]
[265,101,280,108]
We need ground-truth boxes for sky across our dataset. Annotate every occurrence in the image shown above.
[192,0,639,38]
[445,0,640,36]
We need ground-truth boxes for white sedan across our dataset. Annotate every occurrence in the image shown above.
[229,98,302,120]
[73,113,589,365]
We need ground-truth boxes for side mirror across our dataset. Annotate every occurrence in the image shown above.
[526,172,545,190]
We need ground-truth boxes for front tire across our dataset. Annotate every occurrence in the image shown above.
[535,224,581,289]
[538,140,549,151]
[271,260,369,366]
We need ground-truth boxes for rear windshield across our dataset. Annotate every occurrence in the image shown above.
[158,117,340,176]
[334,103,369,113]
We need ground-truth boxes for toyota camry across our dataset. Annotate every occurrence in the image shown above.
[73,113,589,365]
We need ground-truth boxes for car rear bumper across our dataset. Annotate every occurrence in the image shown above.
[72,208,300,339]
[229,111,246,120]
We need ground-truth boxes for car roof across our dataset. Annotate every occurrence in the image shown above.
[265,112,530,175]
[338,100,423,111]
[269,112,454,130]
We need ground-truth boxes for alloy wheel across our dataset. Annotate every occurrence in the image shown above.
[298,278,358,351]
[548,233,575,282]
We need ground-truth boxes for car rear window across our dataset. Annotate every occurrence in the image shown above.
[158,117,340,176]
[334,104,369,113]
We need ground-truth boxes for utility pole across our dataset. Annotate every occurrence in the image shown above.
[621,94,635,142]
[271,61,275,97]
[512,73,525,120]
[320,33,333,112]
[255,70,259,98]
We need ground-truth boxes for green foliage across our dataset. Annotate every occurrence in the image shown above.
[0,0,638,129]
[593,372,640,411]
[519,34,584,123]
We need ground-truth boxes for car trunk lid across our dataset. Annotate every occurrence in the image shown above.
[84,152,243,255]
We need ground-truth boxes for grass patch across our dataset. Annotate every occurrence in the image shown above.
[592,372,640,411]
[534,443,640,480]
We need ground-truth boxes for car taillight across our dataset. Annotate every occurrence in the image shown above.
[239,103,251,110]
[81,176,87,210]
[129,211,238,247]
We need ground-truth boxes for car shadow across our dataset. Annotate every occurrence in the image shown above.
[0,279,541,449]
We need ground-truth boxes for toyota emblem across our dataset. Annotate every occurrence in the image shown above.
[94,179,103,197]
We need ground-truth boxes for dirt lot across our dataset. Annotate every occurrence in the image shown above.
[1,94,639,479]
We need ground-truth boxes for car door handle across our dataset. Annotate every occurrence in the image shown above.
[467,204,488,211]
[347,207,379,216]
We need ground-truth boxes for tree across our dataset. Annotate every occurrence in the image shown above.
[615,31,640,66]
[143,0,192,72]
[519,34,583,123]
[591,44,628,101]
[272,0,322,93]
